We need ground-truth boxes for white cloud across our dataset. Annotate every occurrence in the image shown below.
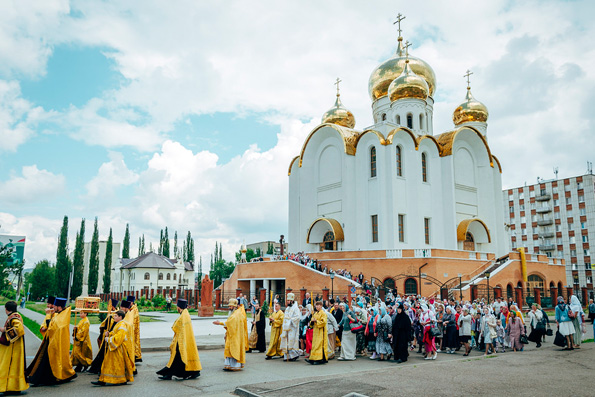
[0,80,51,152]
[0,165,65,204]
[85,151,139,197]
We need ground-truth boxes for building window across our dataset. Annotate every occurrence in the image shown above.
[579,195,585,203]
[511,241,517,249]
[396,115,401,125]
[396,146,403,177]
[323,231,335,250]
[381,113,387,121]
[521,216,526,223]
[585,249,591,256]
[570,249,577,257]
[174,273,177,281]
[407,113,413,129]
[167,273,171,280]
[519,204,525,211]
[371,215,378,243]
[398,214,405,242]
[581,222,587,229]
[421,152,428,182]
[370,146,377,178]
[578,182,583,189]
[509,206,514,213]
[583,235,589,243]
[509,194,514,201]
[569,236,576,244]
[424,218,431,244]
[553,199,559,206]
[566,197,572,205]
[404,278,418,295]
[519,192,525,200]
[419,114,424,130]
[144,272,150,280]
[580,208,586,216]
[522,228,527,236]
[530,191,535,198]
[158,272,163,280]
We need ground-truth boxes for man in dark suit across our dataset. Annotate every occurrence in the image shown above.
[302,292,311,307]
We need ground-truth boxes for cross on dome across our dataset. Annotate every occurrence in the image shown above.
[464,69,474,89]
[404,40,412,61]
[334,77,342,97]
[393,13,406,37]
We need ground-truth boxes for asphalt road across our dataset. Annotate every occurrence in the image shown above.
[16,337,595,397]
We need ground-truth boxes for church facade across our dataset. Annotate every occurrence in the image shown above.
[288,36,507,257]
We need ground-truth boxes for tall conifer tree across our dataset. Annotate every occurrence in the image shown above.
[88,217,100,294]
[55,215,70,296]
[173,231,178,258]
[163,227,170,258]
[103,228,113,293]
[71,218,85,298]
[122,223,130,259]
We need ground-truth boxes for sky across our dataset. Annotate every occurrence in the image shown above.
[1,0,594,270]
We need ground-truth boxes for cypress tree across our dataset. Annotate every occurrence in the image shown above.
[163,227,170,258]
[55,215,70,297]
[122,223,130,259]
[173,231,178,258]
[71,218,85,299]
[138,236,142,257]
[103,228,113,293]
[141,235,145,255]
[88,217,100,294]
[159,229,164,255]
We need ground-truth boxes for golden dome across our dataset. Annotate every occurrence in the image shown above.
[321,94,356,129]
[453,87,489,125]
[368,37,436,101]
[388,60,429,102]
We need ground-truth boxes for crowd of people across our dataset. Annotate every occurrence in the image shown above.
[276,252,370,284]
[1,291,592,394]
[243,292,592,367]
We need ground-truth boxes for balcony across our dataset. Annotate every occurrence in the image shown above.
[535,194,551,201]
[540,244,556,251]
[537,219,553,226]
[536,207,552,213]
[540,231,555,238]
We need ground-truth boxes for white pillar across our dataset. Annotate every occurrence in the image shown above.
[250,279,256,300]
[263,279,270,305]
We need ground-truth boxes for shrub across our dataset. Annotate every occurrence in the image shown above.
[152,293,166,308]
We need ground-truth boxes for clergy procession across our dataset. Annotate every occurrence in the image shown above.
[0,290,591,394]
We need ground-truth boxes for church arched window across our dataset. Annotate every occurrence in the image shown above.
[421,152,428,182]
[396,115,401,125]
[174,273,177,281]
[419,114,424,130]
[144,272,150,280]
[166,273,171,280]
[158,272,163,281]
[396,145,403,177]
[407,113,413,129]
[381,113,387,121]
[404,278,418,295]
[370,146,377,178]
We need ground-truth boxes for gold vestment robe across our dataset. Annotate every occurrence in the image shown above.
[308,309,328,362]
[166,309,201,372]
[0,313,28,393]
[39,312,53,336]
[131,304,142,362]
[265,309,284,357]
[223,306,248,364]
[71,316,93,366]
[99,320,135,384]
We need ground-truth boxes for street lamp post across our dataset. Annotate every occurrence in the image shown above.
[485,271,491,303]
[330,272,335,299]
[458,273,463,302]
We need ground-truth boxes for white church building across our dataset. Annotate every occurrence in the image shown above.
[288,34,508,257]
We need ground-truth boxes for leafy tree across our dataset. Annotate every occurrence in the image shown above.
[27,260,56,300]
[88,217,100,294]
[210,259,235,289]
[55,215,70,297]
[102,228,113,293]
[122,223,130,259]
[163,227,170,258]
[235,248,260,263]
[71,219,85,299]
[0,244,12,293]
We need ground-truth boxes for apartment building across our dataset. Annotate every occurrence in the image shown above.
[504,173,594,299]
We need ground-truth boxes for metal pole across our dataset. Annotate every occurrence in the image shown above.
[459,276,462,301]
[487,276,490,303]
[331,277,334,299]
[67,261,74,304]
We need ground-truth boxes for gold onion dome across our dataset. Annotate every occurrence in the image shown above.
[453,87,489,125]
[321,90,356,129]
[388,59,429,102]
[368,37,436,101]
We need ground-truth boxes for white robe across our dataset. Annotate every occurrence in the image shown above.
[280,303,301,355]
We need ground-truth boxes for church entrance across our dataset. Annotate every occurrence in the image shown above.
[322,231,336,251]
[463,232,475,251]
[307,217,344,252]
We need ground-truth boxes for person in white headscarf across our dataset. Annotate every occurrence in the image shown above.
[569,295,584,348]
[280,293,301,361]
[337,303,357,361]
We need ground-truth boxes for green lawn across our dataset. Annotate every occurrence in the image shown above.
[20,313,44,340]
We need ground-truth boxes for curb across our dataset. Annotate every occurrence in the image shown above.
[234,387,262,397]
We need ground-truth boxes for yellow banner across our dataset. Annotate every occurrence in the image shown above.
[519,247,527,282]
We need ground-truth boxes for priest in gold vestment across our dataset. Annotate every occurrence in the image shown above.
[88,298,118,374]
[126,295,142,363]
[156,299,201,380]
[265,302,284,359]
[305,301,328,365]
[26,297,77,386]
[0,301,28,393]
[71,310,93,372]
[39,296,55,337]
[213,298,248,371]
[92,310,135,386]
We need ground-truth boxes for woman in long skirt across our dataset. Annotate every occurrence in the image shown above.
[375,307,393,361]
[442,307,458,353]
[420,305,437,360]
[392,303,411,363]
